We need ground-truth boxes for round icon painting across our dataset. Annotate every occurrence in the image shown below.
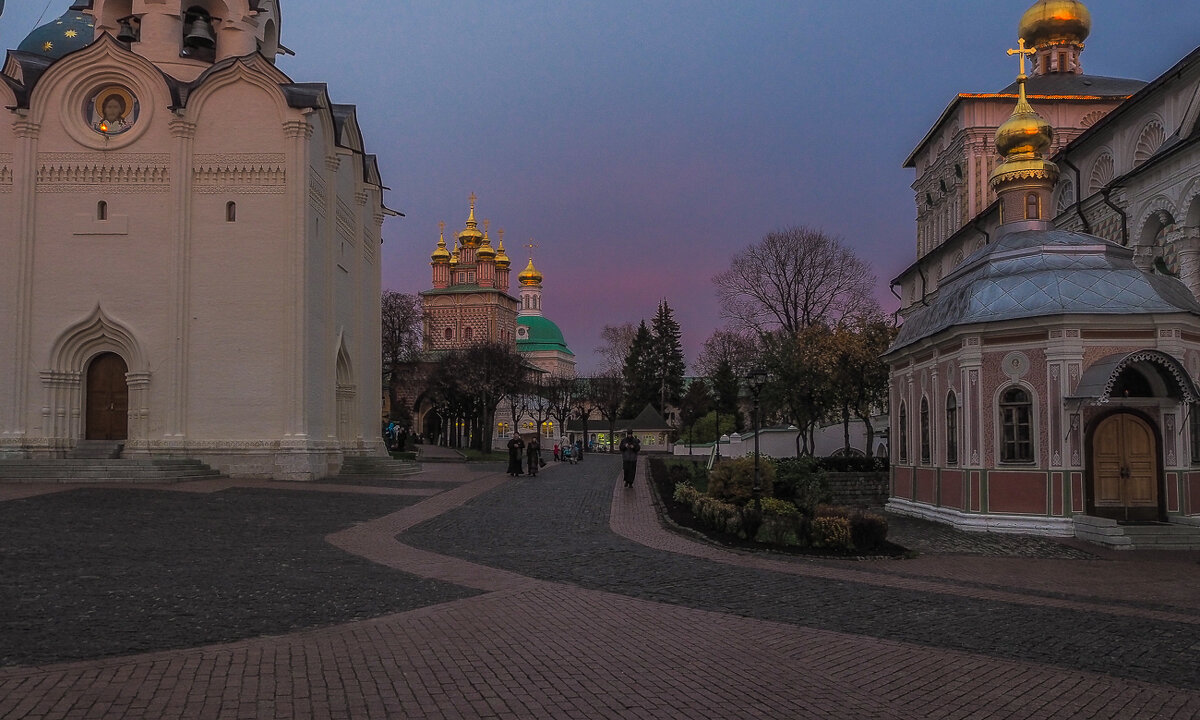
[85,86,138,135]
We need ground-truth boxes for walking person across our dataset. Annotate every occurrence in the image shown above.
[553,443,560,462]
[527,437,542,477]
[506,434,525,477]
[619,431,641,487]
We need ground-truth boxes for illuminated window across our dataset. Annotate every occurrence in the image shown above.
[1000,387,1034,463]
[946,392,958,466]
[97,201,108,221]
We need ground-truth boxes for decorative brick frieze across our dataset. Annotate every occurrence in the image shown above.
[36,153,170,193]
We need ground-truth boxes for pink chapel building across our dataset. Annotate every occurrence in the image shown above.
[887,1,1200,545]
[0,1,397,480]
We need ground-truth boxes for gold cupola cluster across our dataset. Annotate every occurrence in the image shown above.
[1018,0,1091,50]
[518,257,543,287]
[429,194,515,292]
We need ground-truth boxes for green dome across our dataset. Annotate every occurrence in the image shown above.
[17,8,94,59]
[517,316,574,355]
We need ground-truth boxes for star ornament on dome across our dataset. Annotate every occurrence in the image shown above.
[42,41,53,51]
[64,29,78,38]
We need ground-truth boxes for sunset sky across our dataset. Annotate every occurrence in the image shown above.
[4,1,1199,372]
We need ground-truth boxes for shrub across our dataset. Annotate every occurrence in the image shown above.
[849,511,889,551]
[774,457,829,514]
[695,495,740,534]
[673,482,701,506]
[814,455,888,473]
[811,516,852,550]
[814,504,853,520]
[707,456,775,505]
[752,497,803,545]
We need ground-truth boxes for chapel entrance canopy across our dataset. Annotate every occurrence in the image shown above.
[1067,350,1200,405]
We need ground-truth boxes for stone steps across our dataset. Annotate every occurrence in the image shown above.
[67,440,125,459]
[1074,515,1200,550]
[333,456,422,479]
[0,458,224,484]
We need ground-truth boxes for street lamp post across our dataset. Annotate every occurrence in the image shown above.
[747,369,770,514]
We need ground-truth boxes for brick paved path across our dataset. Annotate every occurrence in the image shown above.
[1,458,1198,719]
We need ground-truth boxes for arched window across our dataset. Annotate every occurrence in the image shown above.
[444,328,453,341]
[226,201,237,222]
[1026,193,1040,220]
[898,402,909,464]
[919,397,931,464]
[97,201,108,221]
[464,327,473,341]
[946,392,958,466]
[1000,387,1034,463]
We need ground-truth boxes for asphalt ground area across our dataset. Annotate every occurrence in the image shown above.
[0,487,480,667]
[401,455,1200,691]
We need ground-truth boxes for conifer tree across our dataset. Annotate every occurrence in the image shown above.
[649,300,686,413]
[620,321,657,417]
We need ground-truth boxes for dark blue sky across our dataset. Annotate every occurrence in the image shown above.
[5,2,1199,372]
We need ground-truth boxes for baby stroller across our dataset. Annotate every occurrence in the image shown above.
[562,445,578,464]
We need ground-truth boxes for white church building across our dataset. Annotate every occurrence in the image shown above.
[0,1,394,480]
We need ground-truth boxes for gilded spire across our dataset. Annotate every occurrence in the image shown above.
[495,229,511,268]
[430,220,451,263]
[990,38,1057,188]
[458,192,484,246]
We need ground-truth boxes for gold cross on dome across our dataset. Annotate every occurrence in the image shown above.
[526,239,539,258]
[438,220,445,237]
[468,192,477,210]
[1007,38,1035,79]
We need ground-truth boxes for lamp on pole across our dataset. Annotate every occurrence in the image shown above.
[747,368,770,513]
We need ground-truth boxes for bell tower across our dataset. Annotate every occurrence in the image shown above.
[82,0,284,81]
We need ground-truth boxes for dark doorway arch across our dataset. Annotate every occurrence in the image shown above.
[85,353,129,441]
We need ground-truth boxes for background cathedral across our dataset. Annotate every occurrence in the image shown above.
[0,1,394,480]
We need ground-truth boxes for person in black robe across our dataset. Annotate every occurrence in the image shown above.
[506,434,525,476]
[619,431,641,487]
[526,437,542,477]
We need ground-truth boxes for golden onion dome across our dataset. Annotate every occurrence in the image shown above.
[449,247,460,267]
[495,232,511,268]
[1018,0,1091,48]
[430,224,451,263]
[458,194,484,247]
[995,85,1053,160]
[477,230,497,260]
[518,258,543,286]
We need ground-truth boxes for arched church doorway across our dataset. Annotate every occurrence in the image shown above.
[85,353,129,441]
[1088,411,1162,522]
[423,409,442,444]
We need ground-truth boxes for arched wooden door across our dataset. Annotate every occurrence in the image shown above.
[1091,412,1160,521]
[85,353,129,441]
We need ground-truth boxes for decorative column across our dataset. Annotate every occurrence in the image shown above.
[282,118,314,442]
[166,116,196,445]
[10,118,40,444]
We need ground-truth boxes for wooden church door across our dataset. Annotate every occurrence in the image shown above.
[1091,413,1159,521]
[85,353,129,441]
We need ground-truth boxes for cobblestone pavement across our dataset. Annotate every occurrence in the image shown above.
[1,458,1198,719]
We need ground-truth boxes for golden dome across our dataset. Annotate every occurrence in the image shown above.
[449,246,460,267]
[458,193,483,247]
[430,223,451,263]
[477,227,497,260]
[518,258,543,286]
[495,231,511,268]
[995,83,1053,160]
[1018,1,1091,48]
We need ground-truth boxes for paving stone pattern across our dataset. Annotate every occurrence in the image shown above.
[0,488,481,666]
[401,456,1200,691]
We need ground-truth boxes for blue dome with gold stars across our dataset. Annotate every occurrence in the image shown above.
[17,9,94,59]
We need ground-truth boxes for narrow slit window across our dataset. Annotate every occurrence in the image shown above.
[1026,193,1040,220]
[226,201,237,222]
[97,201,108,221]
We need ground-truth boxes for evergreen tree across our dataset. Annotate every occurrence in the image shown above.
[711,357,743,432]
[620,321,657,417]
[649,300,686,414]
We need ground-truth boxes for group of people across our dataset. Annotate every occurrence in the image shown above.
[505,431,642,486]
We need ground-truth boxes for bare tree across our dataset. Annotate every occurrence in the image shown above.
[594,322,638,375]
[381,291,423,424]
[696,328,760,379]
[713,227,878,334]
